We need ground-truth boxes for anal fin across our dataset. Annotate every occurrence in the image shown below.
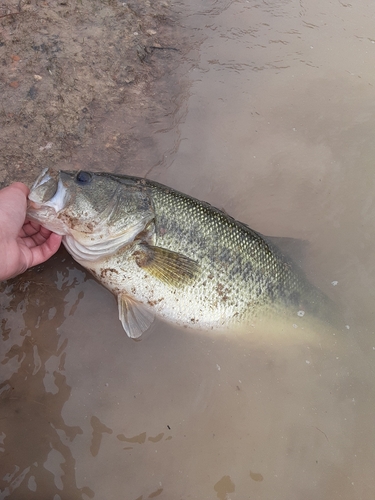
[118,294,155,339]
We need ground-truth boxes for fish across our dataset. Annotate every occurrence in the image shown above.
[27,167,338,338]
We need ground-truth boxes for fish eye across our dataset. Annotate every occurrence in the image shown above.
[75,171,92,185]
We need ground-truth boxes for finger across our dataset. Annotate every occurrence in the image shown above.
[23,221,61,240]
[21,221,48,238]
[20,224,62,249]
[20,221,41,237]
[0,183,28,232]
[46,232,63,255]
[27,232,62,267]
[11,182,30,197]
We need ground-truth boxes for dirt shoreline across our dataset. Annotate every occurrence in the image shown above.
[0,0,194,188]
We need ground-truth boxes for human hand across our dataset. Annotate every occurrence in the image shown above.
[0,182,62,281]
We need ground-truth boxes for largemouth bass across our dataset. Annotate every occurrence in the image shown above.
[27,168,336,338]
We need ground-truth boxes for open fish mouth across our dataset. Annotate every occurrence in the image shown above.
[27,168,71,235]
[28,167,69,213]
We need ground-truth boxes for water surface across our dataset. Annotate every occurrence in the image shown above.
[1,1,375,499]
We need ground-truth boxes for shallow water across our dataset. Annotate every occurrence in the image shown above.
[1,0,375,499]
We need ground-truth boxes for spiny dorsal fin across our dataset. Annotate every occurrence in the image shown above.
[133,243,199,287]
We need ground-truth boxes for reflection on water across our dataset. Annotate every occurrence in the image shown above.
[2,0,375,499]
[0,249,93,498]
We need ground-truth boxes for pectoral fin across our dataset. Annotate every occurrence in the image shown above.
[118,294,154,339]
[133,243,199,287]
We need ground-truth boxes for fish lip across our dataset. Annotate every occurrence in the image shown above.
[27,198,53,213]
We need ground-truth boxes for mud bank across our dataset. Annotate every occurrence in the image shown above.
[0,0,196,187]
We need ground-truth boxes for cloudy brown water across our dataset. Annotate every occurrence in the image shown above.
[1,0,375,499]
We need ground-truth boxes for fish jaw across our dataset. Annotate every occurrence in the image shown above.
[27,168,70,235]
[28,167,59,204]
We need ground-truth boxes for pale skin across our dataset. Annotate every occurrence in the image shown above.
[0,182,62,281]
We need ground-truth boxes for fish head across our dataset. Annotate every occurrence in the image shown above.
[27,168,155,261]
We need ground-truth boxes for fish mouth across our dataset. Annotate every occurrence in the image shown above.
[28,167,68,213]
[27,167,70,235]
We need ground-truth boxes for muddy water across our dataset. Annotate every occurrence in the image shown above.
[2,1,375,499]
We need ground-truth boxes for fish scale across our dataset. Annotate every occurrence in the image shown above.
[151,184,306,316]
